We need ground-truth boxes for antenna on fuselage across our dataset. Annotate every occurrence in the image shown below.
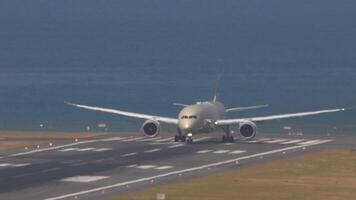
[213,63,223,102]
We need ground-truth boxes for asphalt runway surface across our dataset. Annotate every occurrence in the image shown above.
[0,132,354,200]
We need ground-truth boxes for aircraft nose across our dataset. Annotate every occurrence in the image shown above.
[179,120,195,132]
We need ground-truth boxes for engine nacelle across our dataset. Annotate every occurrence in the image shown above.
[141,120,160,137]
[239,121,257,140]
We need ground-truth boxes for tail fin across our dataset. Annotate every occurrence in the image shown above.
[213,64,223,102]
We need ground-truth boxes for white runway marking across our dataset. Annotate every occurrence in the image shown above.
[59,148,80,152]
[138,137,162,142]
[77,148,95,152]
[212,150,230,154]
[297,140,322,145]
[264,139,288,144]
[137,165,156,169]
[168,144,185,148]
[247,138,271,143]
[155,166,174,170]
[196,150,212,154]
[5,137,126,158]
[229,150,246,154]
[194,136,212,142]
[121,137,146,142]
[93,148,112,152]
[0,163,31,168]
[60,176,109,183]
[281,139,305,144]
[144,148,161,153]
[41,167,60,173]
[45,139,334,200]
[120,152,137,157]
[126,164,138,168]
[300,139,333,146]
[155,137,174,142]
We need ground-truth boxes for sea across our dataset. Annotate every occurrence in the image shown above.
[0,0,355,135]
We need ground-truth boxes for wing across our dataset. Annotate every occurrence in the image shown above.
[226,104,269,112]
[65,102,179,125]
[215,108,345,126]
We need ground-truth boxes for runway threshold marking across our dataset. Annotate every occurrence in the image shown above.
[44,140,334,200]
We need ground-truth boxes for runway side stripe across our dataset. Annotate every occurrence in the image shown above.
[45,142,333,200]
[168,144,185,148]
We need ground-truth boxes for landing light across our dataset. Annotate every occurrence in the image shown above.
[187,133,193,137]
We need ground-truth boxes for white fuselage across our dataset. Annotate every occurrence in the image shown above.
[178,101,226,134]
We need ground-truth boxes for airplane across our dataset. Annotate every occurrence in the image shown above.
[66,66,345,144]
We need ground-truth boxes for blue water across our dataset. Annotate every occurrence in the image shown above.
[0,1,355,134]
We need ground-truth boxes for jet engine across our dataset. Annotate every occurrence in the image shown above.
[141,120,160,137]
[239,121,257,140]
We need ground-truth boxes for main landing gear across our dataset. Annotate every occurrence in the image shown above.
[222,135,234,143]
[221,126,234,143]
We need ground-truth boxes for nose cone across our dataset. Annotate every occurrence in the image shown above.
[178,119,200,133]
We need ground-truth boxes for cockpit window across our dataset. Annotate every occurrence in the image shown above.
[181,115,197,119]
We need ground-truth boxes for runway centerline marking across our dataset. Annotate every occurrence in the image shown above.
[144,148,161,153]
[137,165,156,169]
[155,166,174,170]
[44,140,334,200]
[168,144,185,148]
[120,152,137,157]
[60,176,109,183]
[196,150,212,154]
[212,150,230,154]
[264,139,288,144]
[229,150,246,154]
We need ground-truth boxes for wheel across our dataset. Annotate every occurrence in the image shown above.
[186,137,193,144]
[174,135,179,142]
[180,135,187,142]
[228,136,234,143]
[222,135,227,143]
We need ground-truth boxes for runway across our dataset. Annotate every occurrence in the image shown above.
[0,132,354,200]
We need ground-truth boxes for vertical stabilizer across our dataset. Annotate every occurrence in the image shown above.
[213,64,223,102]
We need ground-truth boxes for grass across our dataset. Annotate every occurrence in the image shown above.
[109,149,356,200]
